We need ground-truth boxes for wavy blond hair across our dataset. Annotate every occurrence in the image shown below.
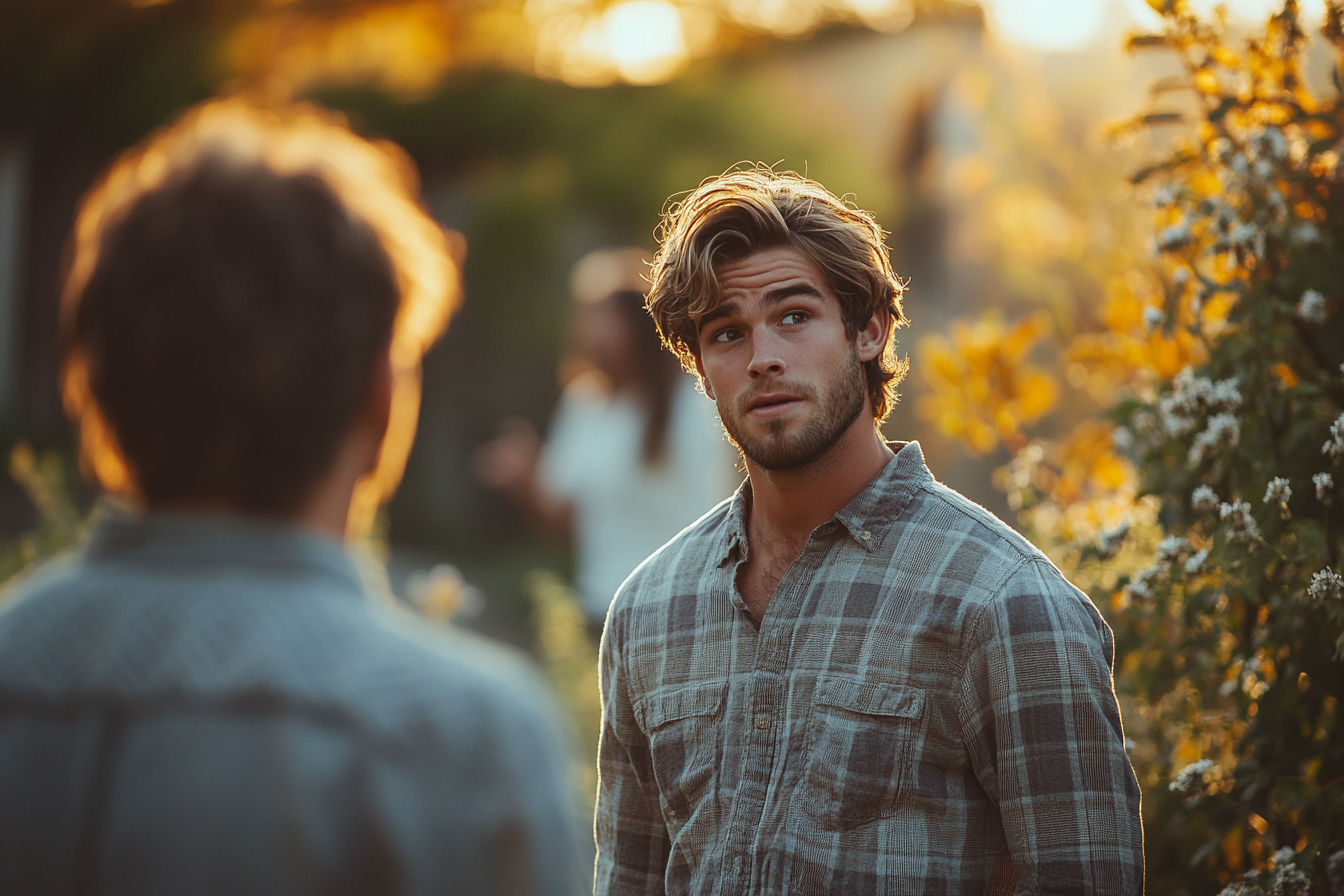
[647,165,908,422]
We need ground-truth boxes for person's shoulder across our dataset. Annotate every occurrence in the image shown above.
[908,477,1050,570]
[911,481,1105,640]
[0,550,560,754]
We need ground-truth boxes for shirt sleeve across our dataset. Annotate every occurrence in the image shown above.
[594,605,671,896]
[957,558,1145,895]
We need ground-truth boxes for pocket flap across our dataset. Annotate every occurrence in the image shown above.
[815,676,924,719]
[639,682,725,730]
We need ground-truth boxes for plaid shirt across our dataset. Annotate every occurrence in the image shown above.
[595,442,1143,896]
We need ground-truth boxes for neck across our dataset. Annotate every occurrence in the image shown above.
[742,415,894,546]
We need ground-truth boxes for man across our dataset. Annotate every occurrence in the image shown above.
[0,100,584,896]
[594,166,1144,895]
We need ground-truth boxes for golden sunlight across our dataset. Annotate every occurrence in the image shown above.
[602,1,689,84]
[981,0,1319,52]
[529,0,690,86]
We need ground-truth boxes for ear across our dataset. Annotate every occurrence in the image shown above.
[855,308,891,363]
[692,353,715,401]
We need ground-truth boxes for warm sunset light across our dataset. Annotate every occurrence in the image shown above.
[981,0,1322,51]
[603,0,689,84]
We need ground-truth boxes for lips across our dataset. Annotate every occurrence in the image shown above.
[746,393,803,418]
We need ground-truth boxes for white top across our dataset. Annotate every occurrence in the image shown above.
[542,373,739,620]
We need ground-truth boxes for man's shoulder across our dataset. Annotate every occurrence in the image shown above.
[907,478,1043,565]
[0,551,558,752]
[909,480,1104,637]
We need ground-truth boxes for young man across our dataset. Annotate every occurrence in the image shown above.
[594,167,1144,895]
[0,100,584,896]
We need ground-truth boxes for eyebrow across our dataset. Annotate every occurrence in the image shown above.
[696,284,824,335]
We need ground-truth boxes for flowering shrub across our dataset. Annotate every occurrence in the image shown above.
[921,1,1344,889]
[1107,3,1344,888]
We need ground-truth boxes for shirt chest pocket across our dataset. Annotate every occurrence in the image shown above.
[797,676,926,830]
[638,682,725,826]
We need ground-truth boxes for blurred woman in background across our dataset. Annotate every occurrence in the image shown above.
[475,249,737,637]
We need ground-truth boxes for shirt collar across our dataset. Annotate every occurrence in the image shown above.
[718,440,933,564]
[82,504,374,601]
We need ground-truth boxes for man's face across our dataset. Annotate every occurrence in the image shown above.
[693,245,885,471]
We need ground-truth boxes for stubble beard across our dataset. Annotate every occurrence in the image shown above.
[717,343,868,472]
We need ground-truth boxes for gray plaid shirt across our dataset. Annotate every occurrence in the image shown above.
[595,442,1143,895]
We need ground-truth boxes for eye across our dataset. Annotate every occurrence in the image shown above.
[709,326,742,344]
[781,310,810,326]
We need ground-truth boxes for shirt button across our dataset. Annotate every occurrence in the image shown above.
[754,714,771,730]
[861,530,872,541]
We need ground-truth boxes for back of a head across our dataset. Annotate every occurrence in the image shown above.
[62,100,458,519]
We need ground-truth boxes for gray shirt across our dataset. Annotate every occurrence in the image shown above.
[0,510,586,896]
[596,441,1143,895]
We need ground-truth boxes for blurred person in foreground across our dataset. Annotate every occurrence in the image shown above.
[594,166,1144,895]
[476,248,736,637]
[0,100,584,896]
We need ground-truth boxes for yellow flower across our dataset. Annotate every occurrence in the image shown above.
[917,311,1059,455]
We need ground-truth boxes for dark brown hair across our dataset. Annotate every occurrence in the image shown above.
[647,165,908,422]
[61,100,457,517]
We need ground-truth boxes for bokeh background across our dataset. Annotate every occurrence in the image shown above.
[2,0,1343,891]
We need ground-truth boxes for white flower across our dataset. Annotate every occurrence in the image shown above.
[1158,223,1192,251]
[1154,184,1179,207]
[1209,378,1242,411]
[1326,850,1344,896]
[1169,759,1216,797]
[1097,521,1131,559]
[1230,222,1259,248]
[1143,306,1163,330]
[1123,737,1137,753]
[1173,266,1190,285]
[1263,477,1292,505]
[1273,847,1297,868]
[1257,125,1288,161]
[1254,158,1274,179]
[1126,567,1158,602]
[1323,412,1344,461]
[1290,221,1322,245]
[1190,413,1241,464]
[1315,472,1335,504]
[1271,863,1310,896]
[1219,500,1261,543]
[1161,405,1197,438]
[1297,288,1327,323]
[1184,547,1210,576]
[1192,485,1220,513]
[1155,535,1188,568]
[1309,568,1344,601]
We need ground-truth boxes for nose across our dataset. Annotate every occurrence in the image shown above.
[747,327,785,378]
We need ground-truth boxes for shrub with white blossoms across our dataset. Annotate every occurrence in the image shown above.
[1297,288,1327,323]
[1310,568,1344,602]
[1169,758,1217,798]
[1098,2,1344,890]
[1325,412,1344,461]
[1313,471,1334,504]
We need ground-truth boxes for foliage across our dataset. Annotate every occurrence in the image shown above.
[927,1,1344,890]
[0,443,87,592]
[526,569,602,815]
